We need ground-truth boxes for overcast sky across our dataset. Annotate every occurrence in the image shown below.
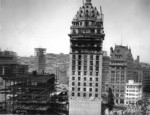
[0,0,150,63]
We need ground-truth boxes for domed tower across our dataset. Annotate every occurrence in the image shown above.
[68,0,105,115]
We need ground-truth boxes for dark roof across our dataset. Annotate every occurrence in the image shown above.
[2,74,55,82]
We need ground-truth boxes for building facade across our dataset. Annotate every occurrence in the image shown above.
[141,63,150,104]
[0,64,28,76]
[68,0,105,114]
[133,56,143,83]
[0,50,17,64]
[125,80,142,105]
[35,48,46,74]
[102,51,110,93]
[109,45,133,105]
[0,50,28,102]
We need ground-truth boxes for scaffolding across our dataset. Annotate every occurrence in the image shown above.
[0,74,68,114]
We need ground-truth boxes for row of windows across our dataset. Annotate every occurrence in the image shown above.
[72,82,99,87]
[72,87,98,92]
[126,101,136,104]
[111,89,125,93]
[72,18,101,27]
[72,55,99,60]
[116,99,124,104]
[111,67,126,70]
[111,61,126,65]
[126,90,139,92]
[111,78,125,80]
[126,94,139,96]
[111,71,125,74]
[72,60,99,66]
[127,86,138,88]
[72,92,99,97]
[111,74,125,77]
[72,77,98,81]
[71,49,101,54]
[72,71,99,76]
[72,66,99,71]
[115,55,123,59]
[71,44,101,48]
[113,81,125,83]
[72,29,103,34]
[72,29,102,34]
[110,85,125,89]
[126,97,139,99]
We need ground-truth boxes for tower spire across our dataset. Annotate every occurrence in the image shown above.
[85,0,92,5]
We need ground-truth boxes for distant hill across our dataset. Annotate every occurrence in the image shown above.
[18,53,69,84]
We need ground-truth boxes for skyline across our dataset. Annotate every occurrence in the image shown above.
[0,0,150,63]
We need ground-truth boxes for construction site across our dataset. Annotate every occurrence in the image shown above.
[0,73,68,114]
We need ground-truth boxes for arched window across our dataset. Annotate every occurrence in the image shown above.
[73,30,76,34]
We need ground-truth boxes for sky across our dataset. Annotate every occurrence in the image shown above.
[0,0,150,63]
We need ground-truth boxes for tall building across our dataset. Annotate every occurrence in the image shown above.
[35,48,46,74]
[133,56,143,83]
[68,0,105,114]
[102,51,110,93]
[141,63,150,104]
[0,50,28,102]
[109,45,133,105]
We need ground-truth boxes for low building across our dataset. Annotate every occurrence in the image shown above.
[0,50,28,103]
[125,80,142,105]
[0,50,17,64]
[0,64,28,76]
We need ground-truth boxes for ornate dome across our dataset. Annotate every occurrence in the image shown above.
[73,0,102,21]
[70,0,104,36]
[69,0,105,55]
